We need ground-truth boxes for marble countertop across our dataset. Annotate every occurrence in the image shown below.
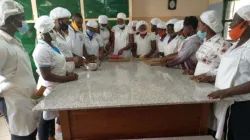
[34,62,219,111]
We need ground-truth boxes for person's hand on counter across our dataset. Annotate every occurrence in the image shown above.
[183,69,194,75]
[118,48,125,55]
[208,89,231,99]
[190,74,216,83]
[74,56,83,68]
[67,72,79,81]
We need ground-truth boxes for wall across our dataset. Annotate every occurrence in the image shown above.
[132,0,209,22]
[209,0,223,5]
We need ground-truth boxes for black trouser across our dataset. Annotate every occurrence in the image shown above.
[11,129,37,140]
[224,101,250,140]
[0,97,8,123]
[38,112,55,140]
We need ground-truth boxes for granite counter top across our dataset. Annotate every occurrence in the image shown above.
[34,62,218,111]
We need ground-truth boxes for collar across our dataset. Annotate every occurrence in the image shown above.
[205,33,221,42]
[0,30,20,43]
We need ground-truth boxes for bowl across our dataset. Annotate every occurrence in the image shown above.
[85,63,99,71]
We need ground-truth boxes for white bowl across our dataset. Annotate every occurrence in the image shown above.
[85,63,99,71]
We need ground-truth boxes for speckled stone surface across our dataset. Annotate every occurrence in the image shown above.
[34,62,219,111]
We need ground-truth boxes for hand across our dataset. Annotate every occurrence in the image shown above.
[160,58,166,63]
[190,74,215,83]
[183,69,194,75]
[143,55,150,58]
[208,90,231,99]
[74,57,83,68]
[118,49,124,55]
[87,55,97,62]
[67,73,79,81]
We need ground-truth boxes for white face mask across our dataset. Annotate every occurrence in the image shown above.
[118,24,125,28]
[49,31,57,41]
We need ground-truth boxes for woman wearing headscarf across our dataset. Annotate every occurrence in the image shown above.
[194,5,250,140]
[133,21,156,58]
[191,10,230,78]
[33,15,78,140]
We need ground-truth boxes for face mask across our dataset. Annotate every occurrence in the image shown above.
[100,25,105,30]
[229,21,247,41]
[59,22,69,31]
[17,21,29,35]
[71,21,79,31]
[49,31,57,41]
[87,28,94,36]
[197,30,207,39]
[140,30,147,35]
[118,24,125,28]
[179,35,186,40]
[158,30,166,37]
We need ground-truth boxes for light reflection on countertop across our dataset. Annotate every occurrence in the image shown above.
[33,62,219,111]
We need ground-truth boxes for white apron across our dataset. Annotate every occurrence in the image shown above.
[113,27,131,58]
[2,43,39,136]
[36,41,67,120]
[136,35,152,56]
[213,45,247,140]
[164,37,178,56]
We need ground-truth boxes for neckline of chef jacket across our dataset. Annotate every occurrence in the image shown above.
[227,38,250,54]
[38,40,61,54]
[56,30,67,41]
[204,33,221,43]
[138,33,150,39]
[84,32,97,40]
[0,30,24,50]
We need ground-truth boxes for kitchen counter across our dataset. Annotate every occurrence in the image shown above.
[34,61,217,111]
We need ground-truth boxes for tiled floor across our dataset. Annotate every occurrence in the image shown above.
[0,117,10,140]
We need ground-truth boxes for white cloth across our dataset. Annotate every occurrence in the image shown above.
[83,32,104,56]
[112,25,131,58]
[0,30,39,136]
[136,20,148,31]
[166,18,179,26]
[33,40,67,120]
[200,10,223,33]
[151,18,161,25]
[87,20,98,28]
[117,13,126,19]
[174,20,184,32]
[157,35,170,53]
[135,33,156,56]
[0,0,24,26]
[54,31,75,72]
[194,34,230,76]
[157,21,166,29]
[98,15,108,24]
[236,5,250,21]
[163,36,179,56]
[99,27,110,46]
[128,21,138,27]
[49,7,71,21]
[213,39,250,140]
[34,16,54,34]
[68,26,85,56]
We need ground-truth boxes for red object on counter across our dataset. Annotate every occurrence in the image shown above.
[111,55,120,59]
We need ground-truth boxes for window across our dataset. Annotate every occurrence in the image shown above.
[223,0,250,40]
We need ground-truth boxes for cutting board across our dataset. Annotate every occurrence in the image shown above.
[108,58,131,62]
[144,59,162,66]
[132,58,150,61]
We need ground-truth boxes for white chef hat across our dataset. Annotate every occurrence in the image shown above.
[86,20,98,28]
[136,20,148,31]
[0,0,24,26]
[117,13,126,19]
[151,18,161,25]
[50,7,71,21]
[174,20,184,32]
[200,10,223,33]
[166,18,179,26]
[34,16,55,34]
[98,15,108,24]
[157,21,166,29]
[128,21,138,27]
[236,5,250,21]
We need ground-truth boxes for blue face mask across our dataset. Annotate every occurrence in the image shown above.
[87,28,94,36]
[17,21,29,35]
[197,30,207,39]
[179,35,185,40]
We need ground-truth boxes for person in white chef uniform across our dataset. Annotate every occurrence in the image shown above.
[50,7,82,72]
[195,5,250,140]
[83,20,104,59]
[134,21,156,58]
[33,16,79,140]
[111,13,131,58]
[150,18,161,35]
[98,15,111,57]
[128,21,138,57]
[0,0,39,139]
[156,21,170,57]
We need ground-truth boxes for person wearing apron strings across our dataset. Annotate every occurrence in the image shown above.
[110,13,131,58]
[133,20,156,58]
[0,1,40,139]
[192,5,250,140]
[33,16,79,140]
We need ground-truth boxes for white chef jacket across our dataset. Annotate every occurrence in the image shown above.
[134,33,156,56]
[54,31,75,72]
[112,25,131,58]
[68,26,85,56]
[157,34,170,53]
[99,27,110,47]
[83,32,104,56]
[0,30,39,136]
[163,36,179,56]
[194,34,230,76]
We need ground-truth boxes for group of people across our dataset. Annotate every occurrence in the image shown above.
[0,0,250,140]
